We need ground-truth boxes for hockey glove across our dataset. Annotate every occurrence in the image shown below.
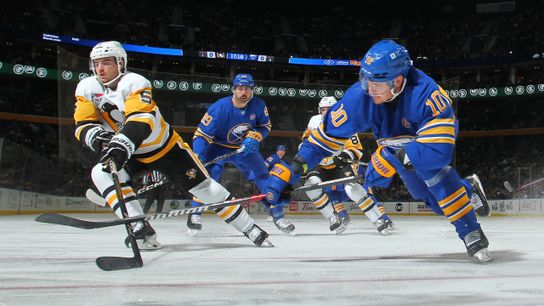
[99,134,135,172]
[86,127,114,153]
[240,136,260,156]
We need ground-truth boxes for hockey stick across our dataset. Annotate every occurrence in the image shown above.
[38,175,360,229]
[95,160,143,271]
[503,177,544,193]
[86,188,107,207]
[335,156,369,167]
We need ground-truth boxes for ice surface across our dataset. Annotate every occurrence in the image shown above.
[1,214,543,305]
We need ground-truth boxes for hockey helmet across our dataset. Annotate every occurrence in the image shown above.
[232,73,255,88]
[318,96,337,113]
[359,40,412,92]
[89,41,127,83]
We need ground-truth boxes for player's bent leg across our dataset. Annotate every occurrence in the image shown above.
[423,166,492,262]
[92,164,163,250]
[305,174,345,234]
[345,182,394,235]
[215,203,273,247]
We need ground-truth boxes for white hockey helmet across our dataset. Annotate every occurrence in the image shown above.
[89,41,127,85]
[318,96,337,113]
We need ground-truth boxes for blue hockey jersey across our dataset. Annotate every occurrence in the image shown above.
[298,67,457,172]
[193,95,272,152]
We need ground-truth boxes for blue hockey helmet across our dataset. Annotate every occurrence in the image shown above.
[277,145,286,151]
[359,40,412,89]
[232,73,255,88]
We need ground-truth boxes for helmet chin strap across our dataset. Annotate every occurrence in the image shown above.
[92,59,125,87]
[383,78,407,102]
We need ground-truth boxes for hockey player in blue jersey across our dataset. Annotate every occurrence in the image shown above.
[264,40,492,263]
[189,73,295,235]
[264,145,287,169]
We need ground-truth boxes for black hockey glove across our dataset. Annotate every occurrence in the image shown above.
[85,127,115,153]
[292,156,308,176]
[99,135,135,172]
[334,150,354,168]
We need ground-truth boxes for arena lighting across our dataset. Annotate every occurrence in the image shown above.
[42,33,183,56]
[42,33,361,67]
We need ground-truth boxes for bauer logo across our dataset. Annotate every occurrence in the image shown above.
[62,70,73,80]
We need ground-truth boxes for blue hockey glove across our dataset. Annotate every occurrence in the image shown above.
[99,134,135,172]
[240,137,259,156]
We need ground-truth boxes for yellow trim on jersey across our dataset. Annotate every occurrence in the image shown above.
[418,126,455,137]
[371,147,396,178]
[301,128,311,141]
[194,128,214,143]
[308,124,345,153]
[270,163,292,183]
[139,119,167,149]
[74,96,100,124]
[416,137,456,145]
[135,132,181,164]
[420,118,455,130]
[179,140,209,177]
[124,87,156,116]
[246,131,263,142]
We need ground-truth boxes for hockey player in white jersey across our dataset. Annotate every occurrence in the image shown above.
[302,97,394,235]
[74,41,272,249]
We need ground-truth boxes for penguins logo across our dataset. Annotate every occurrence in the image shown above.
[185,168,197,180]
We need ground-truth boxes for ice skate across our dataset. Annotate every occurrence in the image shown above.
[186,213,202,237]
[274,217,296,235]
[373,215,394,235]
[464,228,493,263]
[244,224,274,247]
[329,214,346,234]
[125,220,162,250]
[466,174,491,217]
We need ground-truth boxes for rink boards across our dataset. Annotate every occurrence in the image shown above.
[0,187,541,216]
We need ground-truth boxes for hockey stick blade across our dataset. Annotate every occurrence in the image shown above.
[35,213,145,229]
[96,256,143,271]
[86,189,107,207]
[503,181,514,193]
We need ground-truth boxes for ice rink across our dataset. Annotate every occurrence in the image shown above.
[1,213,544,306]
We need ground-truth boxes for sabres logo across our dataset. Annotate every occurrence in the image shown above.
[364,56,375,65]
[266,192,275,202]
[227,123,252,144]
[185,168,197,180]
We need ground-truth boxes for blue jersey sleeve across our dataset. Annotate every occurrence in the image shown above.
[405,83,458,170]
[193,102,221,154]
[250,100,272,141]
[298,83,370,170]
